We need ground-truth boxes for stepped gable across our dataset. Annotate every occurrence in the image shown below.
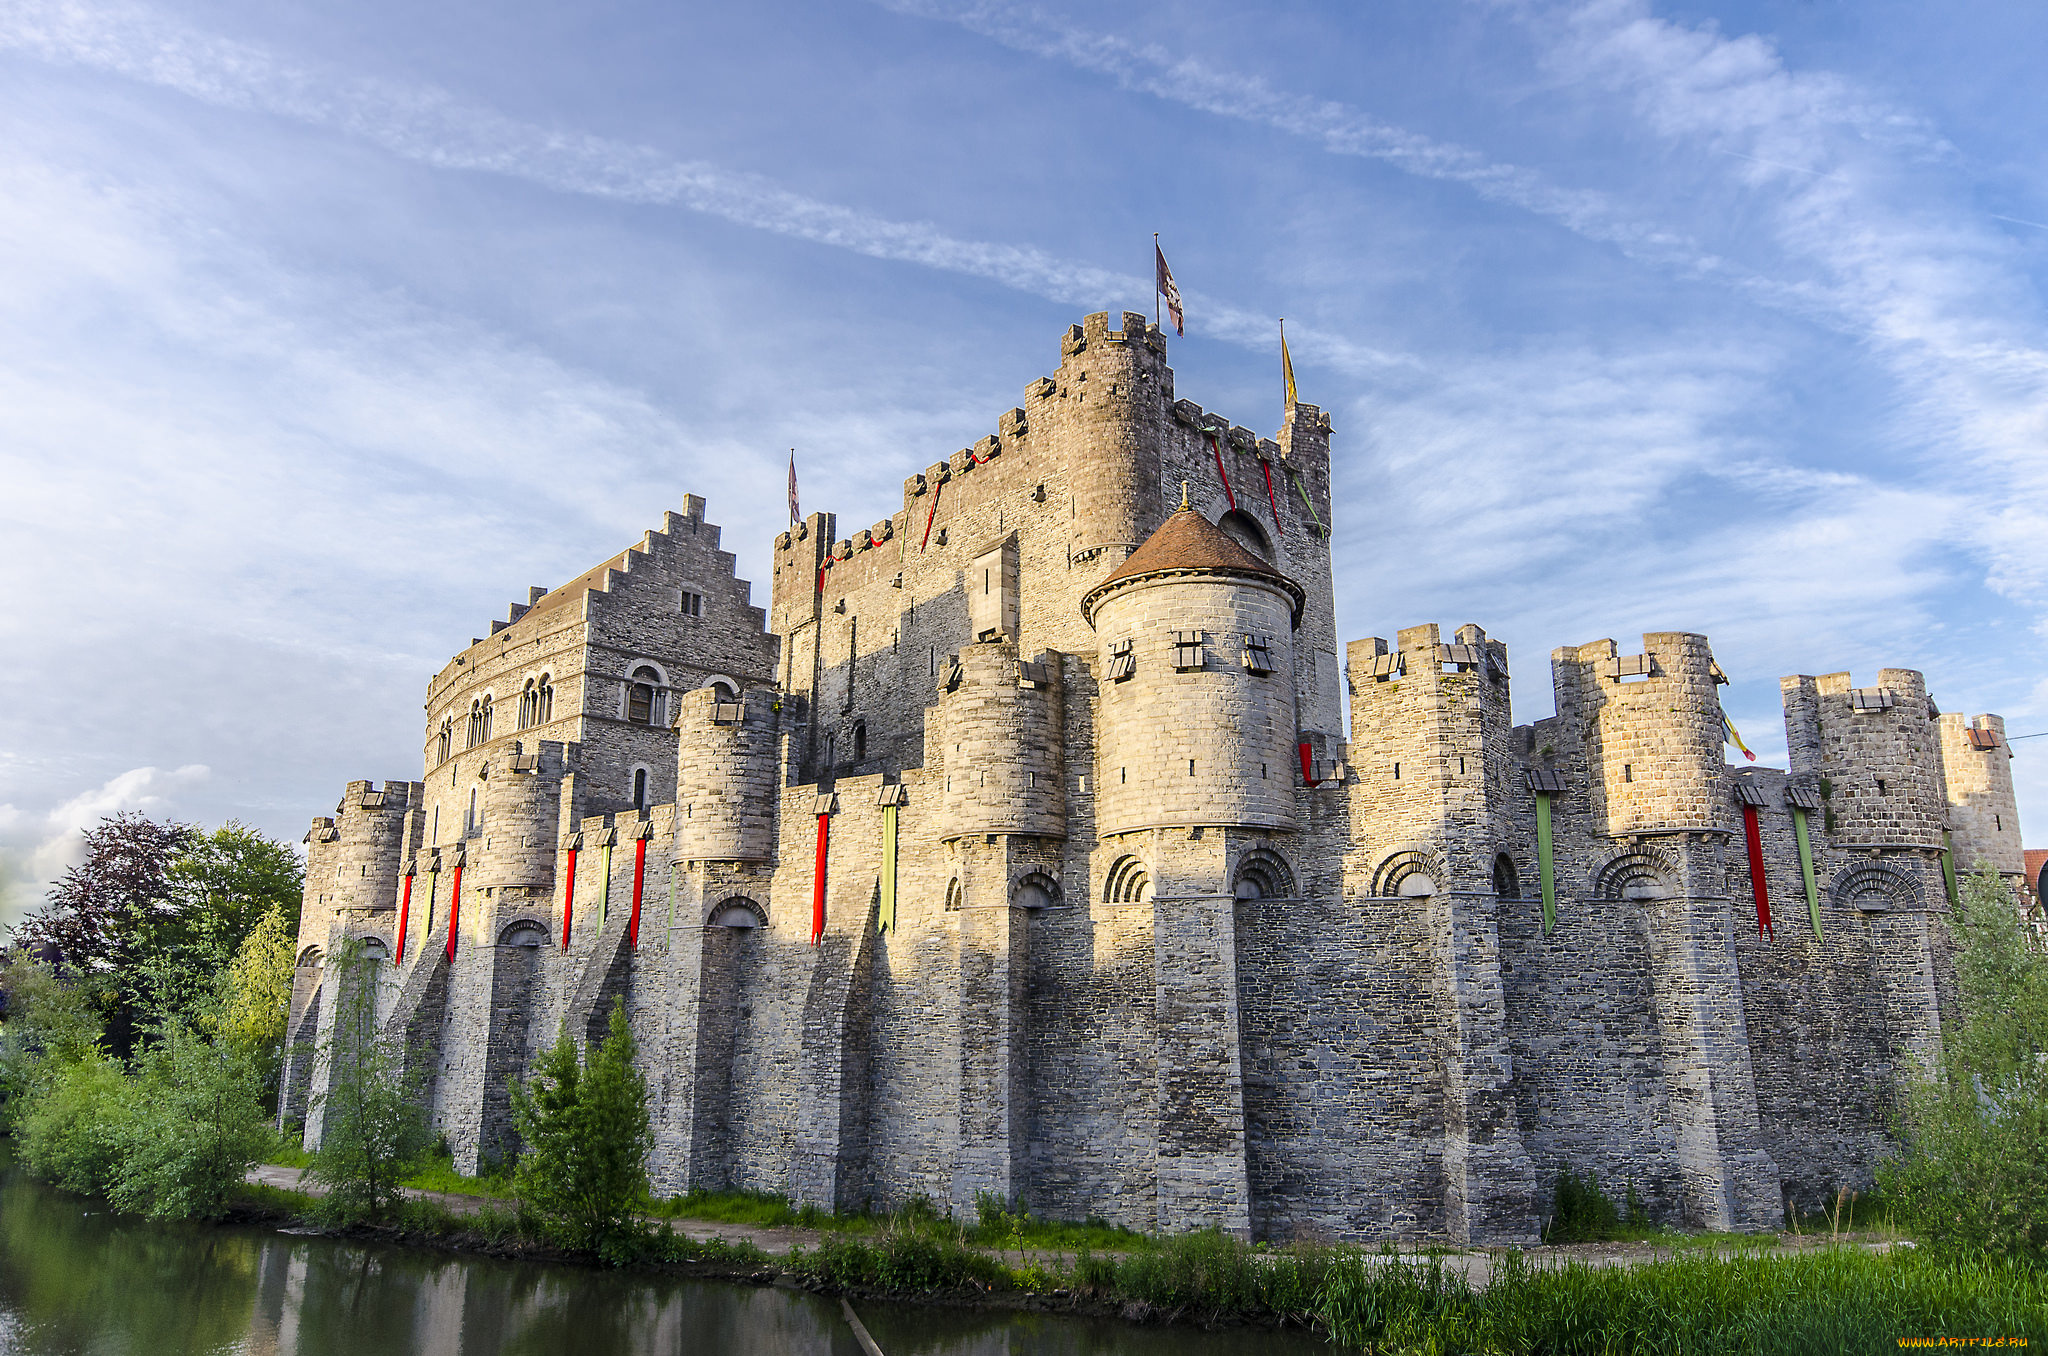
[1081,504,1306,625]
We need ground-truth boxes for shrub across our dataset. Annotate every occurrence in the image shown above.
[796,1227,1011,1293]
[305,941,434,1224]
[108,1021,270,1221]
[1544,1167,1622,1243]
[16,1053,133,1194]
[1883,868,2048,1263]
[510,997,653,1261]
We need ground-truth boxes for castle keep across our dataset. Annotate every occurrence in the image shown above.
[286,312,2025,1242]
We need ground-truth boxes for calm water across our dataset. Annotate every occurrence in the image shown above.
[0,1156,1330,1355]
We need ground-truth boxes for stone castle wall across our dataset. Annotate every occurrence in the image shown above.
[287,313,2007,1243]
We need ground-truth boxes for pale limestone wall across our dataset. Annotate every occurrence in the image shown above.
[298,311,2007,1245]
[1939,712,2024,878]
[1090,576,1300,836]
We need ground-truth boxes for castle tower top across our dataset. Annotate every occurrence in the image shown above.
[1081,502,1305,627]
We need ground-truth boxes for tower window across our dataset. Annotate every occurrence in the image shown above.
[1108,639,1135,681]
[1189,759,1196,776]
[536,674,554,723]
[1173,630,1206,671]
[853,720,867,762]
[633,768,648,810]
[1877,778,1888,796]
[1624,764,1633,783]
[1242,634,1274,675]
[680,590,703,617]
[436,718,453,764]
[518,678,539,729]
[627,666,666,725]
[466,786,478,835]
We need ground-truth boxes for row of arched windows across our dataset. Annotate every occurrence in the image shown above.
[518,675,555,729]
[432,666,738,768]
[466,696,493,748]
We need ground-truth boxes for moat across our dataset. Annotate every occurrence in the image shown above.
[0,1153,1328,1355]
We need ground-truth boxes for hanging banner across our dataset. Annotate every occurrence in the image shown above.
[1260,459,1284,538]
[1297,741,1320,787]
[1791,807,1822,942]
[1207,434,1237,512]
[600,842,613,932]
[1535,792,1557,935]
[879,803,899,933]
[1741,803,1773,938]
[445,864,464,963]
[628,835,648,948]
[561,846,578,949]
[667,861,678,953]
[394,871,413,965]
[812,813,831,944]
[1941,830,1960,907]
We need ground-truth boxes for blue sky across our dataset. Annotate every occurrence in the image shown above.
[2,0,2045,929]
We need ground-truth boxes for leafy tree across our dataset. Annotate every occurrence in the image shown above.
[15,1052,133,1195]
[108,1020,270,1221]
[214,904,297,1108]
[511,998,653,1261]
[10,814,302,1048]
[1883,869,2048,1262]
[304,940,432,1223]
[0,953,102,1128]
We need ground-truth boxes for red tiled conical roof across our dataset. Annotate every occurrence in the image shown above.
[1081,506,1305,626]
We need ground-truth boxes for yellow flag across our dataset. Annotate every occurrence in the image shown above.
[1281,322,1297,409]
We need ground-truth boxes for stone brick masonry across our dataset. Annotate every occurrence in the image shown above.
[285,313,2017,1243]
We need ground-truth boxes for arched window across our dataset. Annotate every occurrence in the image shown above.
[358,937,390,962]
[627,666,666,725]
[1372,850,1443,899]
[536,674,554,723]
[1595,849,1677,902]
[466,699,483,749]
[518,679,538,730]
[1232,849,1295,900]
[466,786,479,836]
[711,680,737,701]
[1493,853,1521,900]
[499,920,549,949]
[852,720,867,763]
[1011,871,1059,910]
[479,694,493,742]
[436,718,452,764]
[945,878,963,912]
[1217,509,1272,561]
[710,897,766,929]
[633,768,649,810]
[1104,855,1150,903]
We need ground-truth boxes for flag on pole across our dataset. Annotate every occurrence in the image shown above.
[787,449,800,527]
[1281,320,1298,409]
[1155,242,1183,336]
[1723,710,1758,762]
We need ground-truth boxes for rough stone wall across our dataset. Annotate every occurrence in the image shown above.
[1940,712,2024,878]
[310,312,2002,1248]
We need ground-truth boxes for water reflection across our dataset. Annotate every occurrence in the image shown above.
[0,1159,1329,1354]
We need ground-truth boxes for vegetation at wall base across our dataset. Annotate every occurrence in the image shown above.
[304,939,435,1225]
[1881,868,2048,1264]
[509,996,654,1263]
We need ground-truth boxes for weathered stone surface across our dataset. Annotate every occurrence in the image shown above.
[286,314,2002,1243]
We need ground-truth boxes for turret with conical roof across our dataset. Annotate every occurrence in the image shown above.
[1086,495,1305,836]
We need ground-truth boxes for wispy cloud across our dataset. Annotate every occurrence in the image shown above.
[0,0,1403,375]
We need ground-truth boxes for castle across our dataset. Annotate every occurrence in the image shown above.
[285,311,2026,1243]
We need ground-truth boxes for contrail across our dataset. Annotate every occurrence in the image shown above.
[0,0,1408,375]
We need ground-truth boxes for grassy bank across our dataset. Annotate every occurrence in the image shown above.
[221,1176,2044,1353]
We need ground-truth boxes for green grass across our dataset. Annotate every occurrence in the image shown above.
[398,1147,513,1199]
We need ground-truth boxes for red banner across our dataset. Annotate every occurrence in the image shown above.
[1298,741,1319,787]
[561,847,577,949]
[812,813,830,944]
[1208,434,1237,512]
[445,864,464,963]
[1742,804,1773,938]
[1261,459,1284,538]
[628,836,647,948]
[394,873,412,965]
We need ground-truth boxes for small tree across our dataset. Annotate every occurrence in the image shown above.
[511,998,653,1260]
[0,953,102,1128]
[215,904,297,1109]
[1882,869,2048,1261]
[305,940,433,1223]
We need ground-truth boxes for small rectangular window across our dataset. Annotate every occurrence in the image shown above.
[1173,630,1205,672]
[680,590,703,617]
[1108,639,1136,682]
[1242,634,1273,675]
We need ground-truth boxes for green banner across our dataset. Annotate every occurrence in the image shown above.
[1535,791,1557,935]
[879,803,898,933]
[1792,807,1822,942]
[1941,829,1959,907]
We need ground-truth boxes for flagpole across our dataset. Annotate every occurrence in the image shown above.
[1153,233,1160,328]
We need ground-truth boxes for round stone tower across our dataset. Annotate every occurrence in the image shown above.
[1082,502,1305,836]
[675,686,779,862]
[1556,632,1730,837]
[936,640,1065,842]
